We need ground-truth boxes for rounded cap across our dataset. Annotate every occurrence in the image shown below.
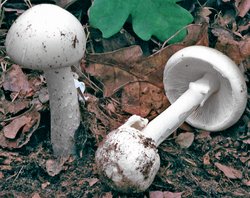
[5,4,86,70]
[95,127,160,193]
[164,46,247,131]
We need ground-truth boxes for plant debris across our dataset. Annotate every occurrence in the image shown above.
[0,0,249,197]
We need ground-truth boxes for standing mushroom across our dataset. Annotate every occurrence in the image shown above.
[95,46,247,192]
[5,4,86,157]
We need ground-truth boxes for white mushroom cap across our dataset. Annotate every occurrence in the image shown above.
[164,46,247,131]
[95,126,160,193]
[5,4,86,70]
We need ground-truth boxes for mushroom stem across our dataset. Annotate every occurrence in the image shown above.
[44,67,80,156]
[142,73,219,146]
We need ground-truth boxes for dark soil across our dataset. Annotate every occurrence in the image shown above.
[0,0,249,197]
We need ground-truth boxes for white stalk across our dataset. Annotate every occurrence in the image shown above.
[142,73,219,146]
[44,67,80,156]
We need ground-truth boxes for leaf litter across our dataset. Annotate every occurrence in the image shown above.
[0,0,250,197]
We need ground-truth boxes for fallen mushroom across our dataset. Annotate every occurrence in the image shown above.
[95,46,247,192]
[5,4,86,157]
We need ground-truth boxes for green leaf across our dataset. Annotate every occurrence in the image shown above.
[89,0,193,43]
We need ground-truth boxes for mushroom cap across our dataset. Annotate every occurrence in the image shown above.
[164,46,247,131]
[95,127,160,193]
[5,4,86,70]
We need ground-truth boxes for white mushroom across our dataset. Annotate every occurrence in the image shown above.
[5,4,86,157]
[95,46,247,192]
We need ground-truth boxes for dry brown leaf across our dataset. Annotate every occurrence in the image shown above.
[3,116,31,139]
[203,153,211,165]
[0,110,40,149]
[217,10,236,29]
[45,157,68,176]
[243,180,250,186]
[101,192,113,198]
[41,181,50,189]
[0,171,4,179]
[85,24,209,118]
[196,130,212,140]
[215,162,243,179]
[85,45,182,117]
[86,95,122,139]
[183,24,209,46]
[175,132,194,148]
[31,193,41,198]
[0,99,30,121]
[149,191,182,198]
[237,0,250,17]
[2,65,32,98]
[3,100,30,115]
[212,28,250,64]
[196,7,212,23]
[122,82,169,117]
[85,178,99,187]
[242,139,250,144]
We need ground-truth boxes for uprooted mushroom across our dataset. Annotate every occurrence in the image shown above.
[95,46,247,193]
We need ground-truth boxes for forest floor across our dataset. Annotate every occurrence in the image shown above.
[0,0,249,197]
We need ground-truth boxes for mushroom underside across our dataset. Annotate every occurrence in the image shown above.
[164,57,247,131]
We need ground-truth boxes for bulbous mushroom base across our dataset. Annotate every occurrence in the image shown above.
[95,127,160,193]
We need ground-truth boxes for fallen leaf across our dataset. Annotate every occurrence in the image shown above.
[0,171,4,179]
[217,10,236,29]
[0,99,30,121]
[215,162,243,179]
[242,139,250,144]
[85,24,209,118]
[0,110,40,149]
[237,0,250,17]
[2,65,32,98]
[239,156,250,164]
[31,193,41,198]
[85,178,99,187]
[84,45,143,97]
[41,181,50,189]
[85,45,181,117]
[196,7,212,23]
[203,153,211,165]
[212,28,250,64]
[243,180,250,186]
[3,116,31,139]
[101,192,113,198]
[149,191,182,198]
[183,24,209,46]
[215,152,222,160]
[45,157,68,176]
[122,82,169,117]
[175,132,194,148]
[196,130,212,140]
[2,100,30,115]
[86,94,123,140]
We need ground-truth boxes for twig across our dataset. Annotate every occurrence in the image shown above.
[6,166,24,181]
[24,0,32,8]
[161,24,193,49]
[14,166,24,181]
